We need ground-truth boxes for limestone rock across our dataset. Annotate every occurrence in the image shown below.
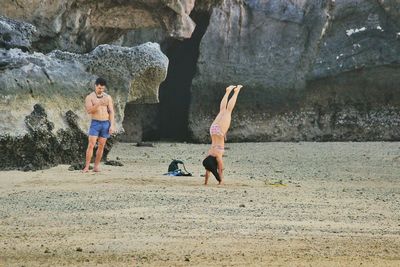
[0,16,38,51]
[189,0,333,142]
[189,0,400,142]
[0,0,197,53]
[1,0,400,147]
[0,41,168,170]
[120,103,159,143]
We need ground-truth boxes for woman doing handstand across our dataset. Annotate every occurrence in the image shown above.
[202,85,243,185]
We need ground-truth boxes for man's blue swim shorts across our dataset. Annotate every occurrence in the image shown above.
[88,120,110,138]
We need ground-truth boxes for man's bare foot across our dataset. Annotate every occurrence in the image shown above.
[82,167,90,173]
[93,165,100,172]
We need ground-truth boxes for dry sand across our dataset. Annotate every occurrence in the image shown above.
[0,142,399,266]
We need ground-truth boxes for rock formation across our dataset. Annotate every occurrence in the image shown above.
[0,15,38,51]
[1,0,400,162]
[0,0,197,53]
[0,17,168,170]
[189,0,400,142]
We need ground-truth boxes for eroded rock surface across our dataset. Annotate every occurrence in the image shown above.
[189,0,400,142]
[0,19,168,169]
[1,0,400,150]
[0,0,197,53]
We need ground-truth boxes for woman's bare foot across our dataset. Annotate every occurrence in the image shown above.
[93,165,101,172]
[234,85,243,92]
[226,85,235,93]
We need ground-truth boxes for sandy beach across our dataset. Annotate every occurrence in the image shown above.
[0,142,399,266]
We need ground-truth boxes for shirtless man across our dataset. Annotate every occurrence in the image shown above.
[82,77,115,172]
[202,84,243,185]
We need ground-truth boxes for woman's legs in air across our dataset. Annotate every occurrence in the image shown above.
[217,85,243,133]
[220,85,235,112]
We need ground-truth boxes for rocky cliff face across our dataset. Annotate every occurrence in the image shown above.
[0,0,196,53]
[0,15,168,170]
[1,0,400,169]
[189,0,400,142]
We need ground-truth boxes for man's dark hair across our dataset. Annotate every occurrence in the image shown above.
[95,77,107,86]
[202,155,221,182]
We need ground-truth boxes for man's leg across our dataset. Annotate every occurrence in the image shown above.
[83,136,98,172]
[93,137,107,172]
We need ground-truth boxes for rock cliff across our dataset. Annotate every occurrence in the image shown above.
[0,0,196,53]
[1,0,400,169]
[189,0,400,142]
[0,16,168,170]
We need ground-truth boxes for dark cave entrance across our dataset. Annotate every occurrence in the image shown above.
[149,11,211,141]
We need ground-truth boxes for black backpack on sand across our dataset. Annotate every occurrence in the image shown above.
[167,160,192,176]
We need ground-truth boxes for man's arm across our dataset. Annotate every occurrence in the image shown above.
[85,95,102,114]
[107,96,116,134]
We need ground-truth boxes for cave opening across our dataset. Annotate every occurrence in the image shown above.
[145,11,211,141]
